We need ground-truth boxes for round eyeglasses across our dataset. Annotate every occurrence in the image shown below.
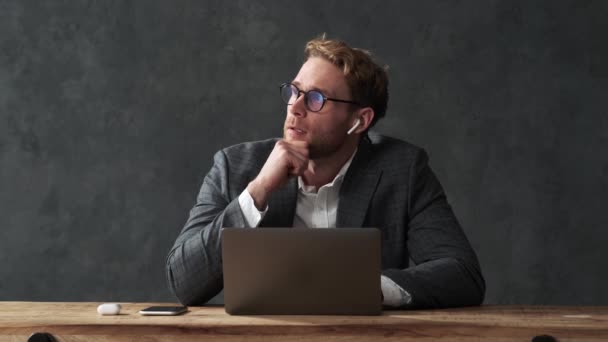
[279,83,360,112]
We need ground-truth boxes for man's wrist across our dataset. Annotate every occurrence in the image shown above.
[381,275,412,307]
[238,190,267,227]
[246,179,269,210]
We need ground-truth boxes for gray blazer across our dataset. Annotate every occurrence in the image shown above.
[166,133,485,308]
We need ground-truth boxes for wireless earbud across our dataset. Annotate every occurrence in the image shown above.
[347,119,361,135]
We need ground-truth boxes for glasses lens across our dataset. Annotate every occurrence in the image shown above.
[281,84,297,105]
[306,91,324,112]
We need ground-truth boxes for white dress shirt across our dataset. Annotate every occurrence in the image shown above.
[237,151,411,307]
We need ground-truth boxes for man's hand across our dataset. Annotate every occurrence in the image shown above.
[246,140,309,210]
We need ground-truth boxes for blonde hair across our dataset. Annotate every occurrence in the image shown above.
[304,34,389,127]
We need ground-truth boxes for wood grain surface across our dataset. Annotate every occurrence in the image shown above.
[0,302,607,341]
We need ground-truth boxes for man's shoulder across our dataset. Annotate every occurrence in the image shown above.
[360,132,429,181]
[211,138,279,176]
[366,132,424,158]
[221,138,279,157]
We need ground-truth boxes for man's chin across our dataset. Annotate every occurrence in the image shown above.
[284,129,308,142]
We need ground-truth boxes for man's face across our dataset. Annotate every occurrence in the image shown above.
[283,57,357,160]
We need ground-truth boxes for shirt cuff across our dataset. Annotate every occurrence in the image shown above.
[238,189,268,228]
[381,275,412,307]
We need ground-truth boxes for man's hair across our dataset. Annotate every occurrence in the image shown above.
[304,34,389,128]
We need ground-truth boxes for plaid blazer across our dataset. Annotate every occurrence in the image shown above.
[166,133,485,308]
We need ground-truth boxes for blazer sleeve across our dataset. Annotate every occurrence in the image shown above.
[166,149,247,305]
[382,149,486,309]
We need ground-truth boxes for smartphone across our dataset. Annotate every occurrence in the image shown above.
[139,306,188,316]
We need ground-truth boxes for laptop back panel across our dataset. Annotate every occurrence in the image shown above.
[222,228,381,315]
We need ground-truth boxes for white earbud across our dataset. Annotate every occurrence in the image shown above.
[347,119,361,135]
[97,303,121,315]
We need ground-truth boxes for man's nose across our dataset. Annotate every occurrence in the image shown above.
[290,93,307,117]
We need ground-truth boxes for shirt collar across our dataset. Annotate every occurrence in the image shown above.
[298,148,358,193]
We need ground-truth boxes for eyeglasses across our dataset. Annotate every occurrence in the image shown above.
[279,83,360,112]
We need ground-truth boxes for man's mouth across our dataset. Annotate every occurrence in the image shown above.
[288,126,306,134]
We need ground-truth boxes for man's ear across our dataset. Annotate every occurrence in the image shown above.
[352,107,375,134]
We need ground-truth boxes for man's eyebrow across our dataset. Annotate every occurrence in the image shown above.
[292,80,333,97]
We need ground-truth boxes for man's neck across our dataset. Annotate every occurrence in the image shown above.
[301,137,359,188]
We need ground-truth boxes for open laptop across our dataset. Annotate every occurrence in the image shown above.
[221,227,381,315]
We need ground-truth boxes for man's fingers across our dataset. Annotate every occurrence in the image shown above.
[287,140,309,148]
[281,141,309,160]
[278,139,308,151]
[286,154,309,176]
[276,140,309,163]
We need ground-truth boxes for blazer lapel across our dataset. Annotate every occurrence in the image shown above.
[337,136,382,228]
[260,177,298,227]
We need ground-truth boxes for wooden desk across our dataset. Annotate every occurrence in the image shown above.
[0,302,607,341]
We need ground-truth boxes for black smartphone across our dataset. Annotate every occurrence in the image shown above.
[139,306,188,316]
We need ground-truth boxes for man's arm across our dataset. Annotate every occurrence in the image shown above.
[166,140,309,306]
[166,150,247,306]
[382,149,486,309]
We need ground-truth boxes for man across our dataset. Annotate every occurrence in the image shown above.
[166,36,485,309]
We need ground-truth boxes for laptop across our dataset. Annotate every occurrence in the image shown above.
[221,227,381,315]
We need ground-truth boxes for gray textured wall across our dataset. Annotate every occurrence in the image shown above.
[1,1,607,304]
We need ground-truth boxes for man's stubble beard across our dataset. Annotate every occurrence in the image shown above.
[305,132,348,160]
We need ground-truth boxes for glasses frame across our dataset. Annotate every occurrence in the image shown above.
[279,82,360,112]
